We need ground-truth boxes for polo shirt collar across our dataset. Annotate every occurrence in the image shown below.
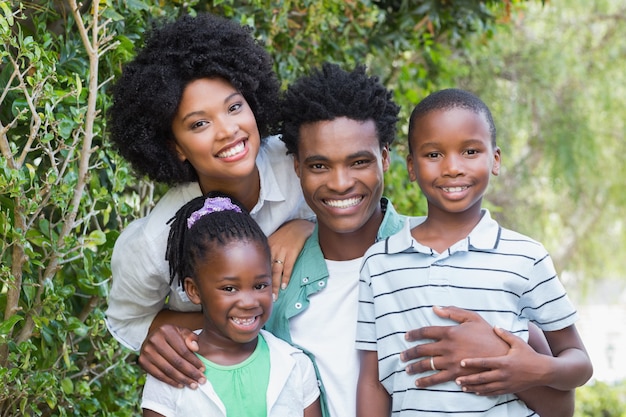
[386,209,501,254]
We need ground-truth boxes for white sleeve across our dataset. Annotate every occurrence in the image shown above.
[105,217,170,351]
[296,352,321,408]
[141,374,178,417]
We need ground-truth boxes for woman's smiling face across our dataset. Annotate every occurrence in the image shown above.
[171,77,261,192]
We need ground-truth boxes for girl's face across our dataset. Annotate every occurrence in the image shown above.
[185,240,272,349]
[171,78,261,193]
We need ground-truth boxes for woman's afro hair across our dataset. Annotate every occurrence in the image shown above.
[108,13,281,184]
[280,63,400,156]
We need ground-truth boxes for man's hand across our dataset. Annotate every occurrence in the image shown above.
[139,324,205,389]
[401,306,509,387]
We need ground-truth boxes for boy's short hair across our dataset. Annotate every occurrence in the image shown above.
[280,63,400,156]
[408,88,496,149]
[109,13,280,184]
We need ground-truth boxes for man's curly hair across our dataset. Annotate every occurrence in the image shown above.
[280,63,399,156]
[108,13,281,184]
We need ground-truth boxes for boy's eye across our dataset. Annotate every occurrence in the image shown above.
[255,283,269,290]
[310,163,326,170]
[426,152,440,158]
[465,149,479,156]
[222,286,236,293]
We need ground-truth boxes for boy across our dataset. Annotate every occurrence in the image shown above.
[356,88,593,416]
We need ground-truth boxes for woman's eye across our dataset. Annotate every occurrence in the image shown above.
[191,120,208,129]
[229,103,242,113]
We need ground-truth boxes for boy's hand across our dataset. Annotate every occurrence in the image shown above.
[401,306,508,387]
[456,326,547,396]
[139,324,206,389]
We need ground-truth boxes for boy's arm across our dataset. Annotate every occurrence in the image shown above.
[457,324,576,417]
[357,350,391,417]
[401,307,579,417]
[455,327,592,393]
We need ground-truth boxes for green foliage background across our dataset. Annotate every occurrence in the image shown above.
[1,0,624,415]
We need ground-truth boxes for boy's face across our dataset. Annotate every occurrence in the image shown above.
[185,240,272,348]
[407,107,500,217]
[171,77,260,192]
[293,117,389,237]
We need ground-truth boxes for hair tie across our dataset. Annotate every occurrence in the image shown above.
[187,196,242,229]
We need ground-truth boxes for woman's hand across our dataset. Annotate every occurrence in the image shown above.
[267,219,314,299]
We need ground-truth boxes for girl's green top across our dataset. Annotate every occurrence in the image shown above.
[196,334,270,417]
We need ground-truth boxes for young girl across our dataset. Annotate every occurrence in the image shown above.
[105,13,315,387]
[141,193,322,417]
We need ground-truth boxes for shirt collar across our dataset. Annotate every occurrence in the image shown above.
[250,143,285,215]
[386,209,501,254]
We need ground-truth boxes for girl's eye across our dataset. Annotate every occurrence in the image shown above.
[426,152,440,158]
[222,286,236,293]
[255,283,269,290]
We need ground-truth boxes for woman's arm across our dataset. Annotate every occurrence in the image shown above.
[267,219,315,298]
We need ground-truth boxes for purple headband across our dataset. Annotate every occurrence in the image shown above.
[187,196,242,229]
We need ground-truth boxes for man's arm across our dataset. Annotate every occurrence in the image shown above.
[138,310,206,389]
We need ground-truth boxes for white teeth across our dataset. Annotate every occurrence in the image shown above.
[442,186,468,193]
[217,141,245,158]
[324,197,362,209]
[231,317,255,326]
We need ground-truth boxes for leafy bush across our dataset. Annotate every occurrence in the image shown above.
[575,380,626,417]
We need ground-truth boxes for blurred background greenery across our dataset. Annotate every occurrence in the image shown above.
[1,0,625,415]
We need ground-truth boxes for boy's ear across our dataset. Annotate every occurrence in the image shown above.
[406,153,417,182]
[184,277,202,305]
[492,146,502,176]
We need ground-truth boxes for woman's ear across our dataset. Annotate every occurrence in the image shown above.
[184,277,202,305]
